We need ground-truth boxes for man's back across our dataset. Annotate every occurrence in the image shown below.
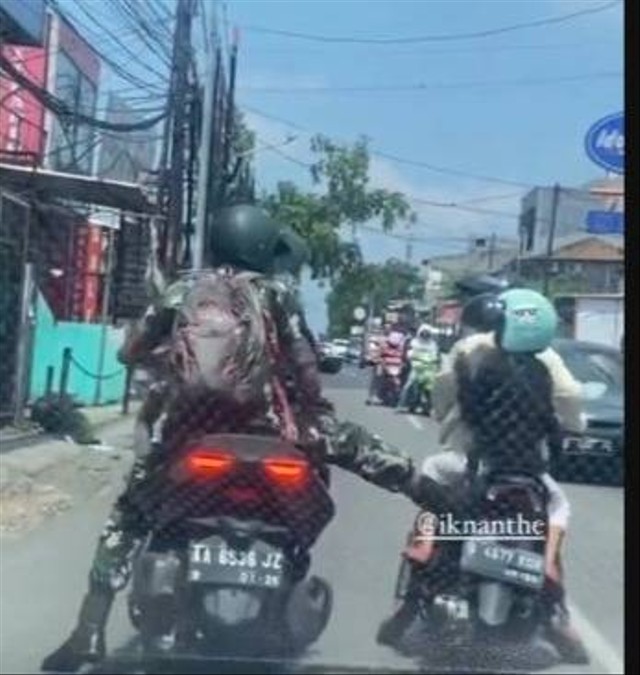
[432,332,585,454]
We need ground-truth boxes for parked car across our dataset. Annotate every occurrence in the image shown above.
[549,339,624,486]
[346,340,362,363]
[330,339,350,360]
[317,341,343,374]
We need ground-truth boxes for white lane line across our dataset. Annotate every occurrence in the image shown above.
[408,415,424,430]
[568,602,624,674]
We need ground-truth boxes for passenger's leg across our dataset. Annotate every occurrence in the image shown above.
[540,474,588,664]
[396,370,416,411]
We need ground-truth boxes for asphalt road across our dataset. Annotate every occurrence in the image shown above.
[0,366,624,674]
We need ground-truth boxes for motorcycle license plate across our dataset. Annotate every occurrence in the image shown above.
[188,537,284,589]
[460,540,545,590]
[387,366,401,377]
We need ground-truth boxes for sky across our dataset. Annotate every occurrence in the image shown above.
[60,0,624,333]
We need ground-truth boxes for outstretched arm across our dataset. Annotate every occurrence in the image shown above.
[322,418,458,513]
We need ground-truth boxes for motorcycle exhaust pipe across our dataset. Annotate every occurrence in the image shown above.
[477,581,513,626]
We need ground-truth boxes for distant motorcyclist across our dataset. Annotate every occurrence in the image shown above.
[366,328,406,405]
[327,288,589,665]
[41,205,332,673]
[396,323,440,412]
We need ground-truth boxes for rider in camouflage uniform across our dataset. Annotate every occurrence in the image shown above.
[41,205,340,672]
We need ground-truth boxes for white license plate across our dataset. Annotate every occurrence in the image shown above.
[562,437,614,455]
[460,540,545,590]
[387,366,401,376]
[188,540,285,588]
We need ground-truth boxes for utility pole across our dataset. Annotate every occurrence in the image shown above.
[405,235,414,264]
[167,0,194,275]
[219,29,239,206]
[94,227,115,406]
[488,232,497,271]
[193,12,218,270]
[405,219,414,264]
[543,183,561,296]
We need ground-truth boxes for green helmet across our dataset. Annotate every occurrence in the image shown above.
[497,288,558,354]
[210,205,282,274]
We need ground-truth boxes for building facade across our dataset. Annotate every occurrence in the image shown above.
[518,178,624,256]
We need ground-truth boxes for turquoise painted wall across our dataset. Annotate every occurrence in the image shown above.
[29,292,126,405]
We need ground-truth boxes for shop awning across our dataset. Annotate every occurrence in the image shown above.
[0,163,157,214]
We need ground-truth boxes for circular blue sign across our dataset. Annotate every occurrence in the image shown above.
[584,112,624,174]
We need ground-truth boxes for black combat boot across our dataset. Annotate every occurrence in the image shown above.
[545,601,590,665]
[542,577,589,665]
[41,588,114,672]
[376,599,419,649]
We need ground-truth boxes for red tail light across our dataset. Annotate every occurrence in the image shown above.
[262,457,309,488]
[185,450,236,478]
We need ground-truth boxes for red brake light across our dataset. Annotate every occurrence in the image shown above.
[186,450,236,478]
[263,457,309,488]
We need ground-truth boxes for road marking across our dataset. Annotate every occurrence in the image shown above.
[568,602,624,674]
[408,415,424,430]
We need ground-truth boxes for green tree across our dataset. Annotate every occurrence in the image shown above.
[327,259,424,337]
[261,134,414,279]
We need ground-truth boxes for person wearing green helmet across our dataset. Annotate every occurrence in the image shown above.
[324,287,589,664]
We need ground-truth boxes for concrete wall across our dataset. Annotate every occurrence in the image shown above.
[520,187,607,255]
[29,291,126,405]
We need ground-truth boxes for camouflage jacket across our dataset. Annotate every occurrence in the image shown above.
[324,418,464,514]
[119,268,427,504]
[119,270,326,428]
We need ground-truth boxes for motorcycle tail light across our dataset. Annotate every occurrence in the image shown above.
[185,450,236,478]
[262,457,309,488]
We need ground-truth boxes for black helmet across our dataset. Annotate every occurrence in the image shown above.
[210,205,282,273]
[273,227,309,275]
[455,274,510,298]
[460,292,505,334]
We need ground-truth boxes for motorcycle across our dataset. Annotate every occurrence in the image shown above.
[392,471,550,656]
[126,433,335,660]
[406,353,439,416]
[375,350,405,407]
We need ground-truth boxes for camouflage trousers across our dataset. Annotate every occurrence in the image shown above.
[89,455,152,593]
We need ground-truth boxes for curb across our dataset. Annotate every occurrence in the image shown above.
[0,407,138,456]
[0,431,51,455]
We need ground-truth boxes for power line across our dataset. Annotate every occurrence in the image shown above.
[245,39,620,57]
[68,0,171,80]
[115,0,173,63]
[241,71,621,94]
[251,126,609,238]
[0,52,168,132]
[242,1,621,44]
[242,103,612,194]
[50,0,169,94]
[358,225,494,251]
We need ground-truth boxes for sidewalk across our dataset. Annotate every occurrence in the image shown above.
[81,401,141,431]
[0,401,140,454]
[0,404,139,536]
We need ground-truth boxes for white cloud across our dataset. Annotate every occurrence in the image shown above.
[367,156,523,243]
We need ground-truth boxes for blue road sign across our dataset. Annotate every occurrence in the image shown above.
[585,210,624,235]
[584,112,624,175]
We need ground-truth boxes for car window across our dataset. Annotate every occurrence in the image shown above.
[557,345,623,398]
